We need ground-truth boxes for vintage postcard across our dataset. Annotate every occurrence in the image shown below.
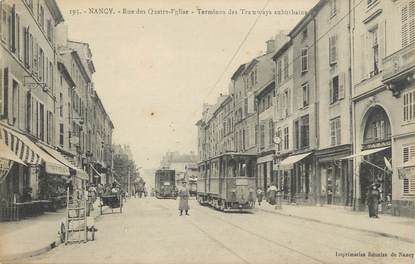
[0,0,414,263]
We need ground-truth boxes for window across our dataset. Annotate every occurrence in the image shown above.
[23,27,29,67]
[330,0,337,17]
[329,35,338,65]
[47,19,53,42]
[302,83,309,108]
[403,90,415,122]
[59,123,64,147]
[12,80,19,125]
[283,54,289,79]
[49,61,53,89]
[269,119,274,146]
[403,144,415,164]
[26,92,31,132]
[401,0,415,48]
[329,74,345,104]
[59,93,63,117]
[403,144,415,196]
[39,48,44,81]
[300,115,309,148]
[1,6,8,43]
[301,48,308,73]
[370,27,379,77]
[276,128,282,152]
[283,127,289,150]
[294,120,300,149]
[330,116,341,146]
[16,13,20,57]
[277,60,282,84]
[39,103,44,140]
[39,5,44,30]
[46,111,53,144]
[260,124,265,148]
[293,116,310,150]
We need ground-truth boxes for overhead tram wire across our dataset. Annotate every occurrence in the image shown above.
[183,0,271,123]
[187,0,365,125]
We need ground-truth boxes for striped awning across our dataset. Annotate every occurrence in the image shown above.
[0,124,70,176]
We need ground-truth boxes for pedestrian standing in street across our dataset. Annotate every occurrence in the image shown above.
[178,181,190,216]
[256,188,263,206]
[367,183,381,218]
[267,183,278,205]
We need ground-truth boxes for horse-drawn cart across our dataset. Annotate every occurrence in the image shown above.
[100,193,123,215]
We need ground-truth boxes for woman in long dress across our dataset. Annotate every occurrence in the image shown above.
[178,181,190,216]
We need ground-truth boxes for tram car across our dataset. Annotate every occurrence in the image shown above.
[197,152,257,211]
[154,169,177,199]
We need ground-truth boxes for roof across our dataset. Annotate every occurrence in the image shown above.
[256,81,275,99]
[71,51,91,83]
[45,0,64,25]
[57,61,76,88]
[288,0,325,38]
[231,64,246,81]
[272,39,292,61]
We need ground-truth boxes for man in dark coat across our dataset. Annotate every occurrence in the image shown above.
[367,183,381,218]
[178,181,190,216]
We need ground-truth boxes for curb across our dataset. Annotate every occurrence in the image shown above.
[0,205,110,262]
[259,207,414,244]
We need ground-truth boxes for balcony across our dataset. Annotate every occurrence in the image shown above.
[383,43,415,98]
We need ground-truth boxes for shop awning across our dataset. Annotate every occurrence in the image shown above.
[0,125,70,176]
[36,143,89,180]
[90,164,102,179]
[341,146,390,160]
[257,154,274,164]
[75,168,89,180]
[279,152,312,170]
[0,141,25,165]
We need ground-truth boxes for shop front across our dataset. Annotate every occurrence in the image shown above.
[256,153,274,191]
[275,152,312,204]
[315,144,353,207]
[0,124,71,219]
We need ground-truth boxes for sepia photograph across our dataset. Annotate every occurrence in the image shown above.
[0,0,414,263]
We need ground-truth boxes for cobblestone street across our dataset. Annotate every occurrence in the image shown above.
[17,198,414,264]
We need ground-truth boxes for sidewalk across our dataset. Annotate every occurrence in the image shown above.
[257,202,415,243]
[0,200,106,261]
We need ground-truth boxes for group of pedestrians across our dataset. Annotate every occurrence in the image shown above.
[256,183,283,209]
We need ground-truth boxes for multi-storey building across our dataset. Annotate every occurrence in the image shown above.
[314,0,353,207]
[0,0,71,203]
[273,40,296,201]
[0,0,114,219]
[351,0,415,217]
[252,42,278,191]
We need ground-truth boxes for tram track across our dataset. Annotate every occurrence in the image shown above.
[192,202,395,264]
[188,205,329,264]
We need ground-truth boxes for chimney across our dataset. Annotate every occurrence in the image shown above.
[266,39,276,53]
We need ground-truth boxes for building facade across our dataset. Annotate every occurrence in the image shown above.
[351,0,415,217]
[0,0,114,220]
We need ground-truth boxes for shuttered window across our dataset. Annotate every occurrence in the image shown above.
[403,144,415,164]
[403,90,415,122]
[329,35,338,65]
[403,144,415,196]
[301,48,308,73]
[402,0,415,48]
[330,116,341,146]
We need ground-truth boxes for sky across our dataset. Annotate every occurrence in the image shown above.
[57,0,319,170]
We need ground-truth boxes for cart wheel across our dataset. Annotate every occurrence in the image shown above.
[60,223,66,244]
